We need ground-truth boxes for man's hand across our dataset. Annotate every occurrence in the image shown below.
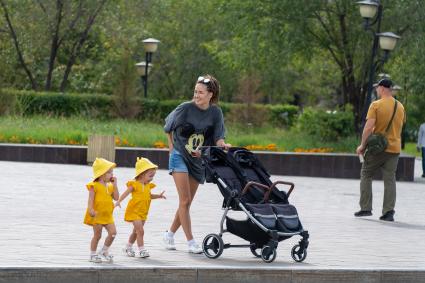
[89,208,97,217]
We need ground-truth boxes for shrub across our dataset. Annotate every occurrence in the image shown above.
[5,89,113,118]
[226,103,268,127]
[297,106,355,141]
[1,89,300,126]
[0,88,16,115]
[268,104,299,127]
[138,99,182,122]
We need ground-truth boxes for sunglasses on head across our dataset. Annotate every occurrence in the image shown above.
[197,76,211,84]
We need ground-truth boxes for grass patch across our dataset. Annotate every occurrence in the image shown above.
[402,142,421,157]
[0,115,360,152]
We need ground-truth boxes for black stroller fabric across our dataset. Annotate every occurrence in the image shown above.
[201,147,309,262]
[244,203,302,233]
[202,147,304,234]
[244,203,277,230]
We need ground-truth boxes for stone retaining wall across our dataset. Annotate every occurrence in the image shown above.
[0,143,415,181]
[0,268,424,283]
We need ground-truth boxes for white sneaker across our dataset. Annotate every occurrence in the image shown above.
[123,246,135,257]
[89,254,102,263]
[138,249,150,258]
[188,243,203,254]
[163,232,176,250]
[99,250,113,263]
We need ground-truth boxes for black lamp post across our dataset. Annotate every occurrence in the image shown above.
[135,38,160,98]
[357,0,400,126]
[135,61,152,97]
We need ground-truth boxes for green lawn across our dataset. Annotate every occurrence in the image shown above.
[3,115,415,154]
[402,142,421,157]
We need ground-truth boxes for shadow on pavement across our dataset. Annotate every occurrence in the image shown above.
[361,218,425,231]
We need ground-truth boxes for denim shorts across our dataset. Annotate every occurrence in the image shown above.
[169,148,189,174]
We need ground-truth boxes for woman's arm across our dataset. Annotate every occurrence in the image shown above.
[216,138,231,150]
[167,133,173,152]
[87,188,96,217]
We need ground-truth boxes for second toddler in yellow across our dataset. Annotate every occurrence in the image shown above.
[116,157,166,258]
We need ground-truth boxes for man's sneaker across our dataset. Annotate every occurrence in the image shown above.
[163,232,176,250]
[354,210,372,217]
[138,249,150,258]
[89,254,102,263]
[123,246,135,257]
[379,210,395,222]
[99,250,113,263]
[188,243,203,254]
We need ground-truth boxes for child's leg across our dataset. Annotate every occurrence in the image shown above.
[103,223,117,249]
[128,227,137,245]
[90,225,102,253]
[133,220,145,248]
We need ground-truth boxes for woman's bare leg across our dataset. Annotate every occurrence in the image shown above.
[169,173,199,240]
[169,175,199,234]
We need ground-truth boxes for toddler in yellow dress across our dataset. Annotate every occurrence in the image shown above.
[115,157,166,258]
[84,158,119,263]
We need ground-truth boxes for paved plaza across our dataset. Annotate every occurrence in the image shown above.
[0,159,424,271]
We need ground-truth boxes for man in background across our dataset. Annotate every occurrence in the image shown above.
[355,78,406,222]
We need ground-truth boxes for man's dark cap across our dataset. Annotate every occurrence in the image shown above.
[373,78,393,88]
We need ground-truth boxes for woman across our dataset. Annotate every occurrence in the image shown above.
[163,74,231,253]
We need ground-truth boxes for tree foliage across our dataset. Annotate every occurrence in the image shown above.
[1,0,424,132]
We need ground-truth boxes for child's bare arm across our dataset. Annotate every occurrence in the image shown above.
[151,190,166,199]
[111,177,119,200]
[115,187,133,207]
[87,188,96,216]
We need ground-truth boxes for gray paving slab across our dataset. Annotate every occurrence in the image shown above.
[0,159,424,271]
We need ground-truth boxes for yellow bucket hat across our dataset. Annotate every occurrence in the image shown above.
[135,157,158,179]
[92,158,116,181]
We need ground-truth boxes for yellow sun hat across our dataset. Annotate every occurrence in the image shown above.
[135,157,158,179]
[92,158,116,181]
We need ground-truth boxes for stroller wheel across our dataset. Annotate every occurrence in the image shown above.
[202,234,224,259]
[260,246,277,263]
[250,244,261,258]
[291,244,307,262]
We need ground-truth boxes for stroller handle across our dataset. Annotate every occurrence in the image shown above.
[241,181,271,196]
[264,181,295,202]
[198,145,228,150]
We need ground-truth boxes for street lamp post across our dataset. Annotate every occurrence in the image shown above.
[135,61,152,96]
[357,0,401,126]
[136,38,160,98]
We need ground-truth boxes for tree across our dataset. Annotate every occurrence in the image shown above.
[0,0,107,91]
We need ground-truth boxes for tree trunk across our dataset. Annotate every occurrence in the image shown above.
[45,0,64,91]
[1,0,37,90]
[59,0,106,92]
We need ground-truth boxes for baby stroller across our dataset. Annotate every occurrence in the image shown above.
[200,147,309,263]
